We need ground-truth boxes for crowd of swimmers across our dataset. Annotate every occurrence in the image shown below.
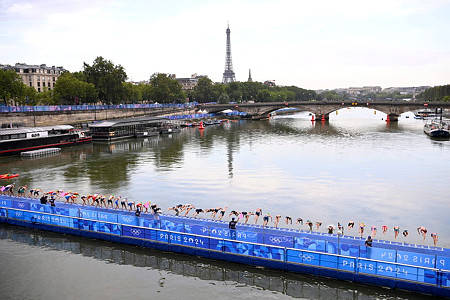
[0,184,440,247]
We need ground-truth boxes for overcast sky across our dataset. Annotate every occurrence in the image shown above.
[1,0,449,90]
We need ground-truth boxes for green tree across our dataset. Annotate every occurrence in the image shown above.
[149,73,185,103]
[53,72,98,104]
[226,82,242,102]
[0,69,26,105]
[83,56,127,104]
[256,89,272,102]
[122,82,142,103]
[193,77,215,102]
[418,85,450,101]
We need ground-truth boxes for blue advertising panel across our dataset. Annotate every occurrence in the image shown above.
[183,234,209,249]
[319,253,338,269]
[68,208,81,218]
[0,198,12,208]
[366,247,396,262]
[440,270,450,287]
[59,216,73,228]
[97,211,118,223]
[79,209,98,221]
[144,228,157,241]
[264,234,294,248]
[185,224,208,236]
[122,225,145,239]
[254,244,284,261]
[31,203,52,214]
[357,259,377,275]
[11,209,27,221]
[209,237,223,252]
[294,237,326,252]
[396,265,419,281]
[236,230,258,243]
[101,223,121,235]
[396,250,436,268]
[437,256,450,270]
[118,214,138,226]
[13,201,30,210]
[418,269,438,285]
[53,207,70,216]
[209,227,228,239]
[160,219,183,232]
[78,219,93,230]
[338,257,356,272]
[338,243,360,257]
[325,241,338,254]
[376,262,398,278]
[0,208,7,217]
[168,233,183,245]
[157,231,170,243]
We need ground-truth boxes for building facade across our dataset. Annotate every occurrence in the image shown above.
[0,63,66,92]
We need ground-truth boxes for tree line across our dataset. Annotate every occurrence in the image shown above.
[0,55,321,105]
[417,85,450,102]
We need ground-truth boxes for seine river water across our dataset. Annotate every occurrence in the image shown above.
[1,108,449,299]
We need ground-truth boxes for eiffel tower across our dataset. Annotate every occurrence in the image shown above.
[222,24,236,83]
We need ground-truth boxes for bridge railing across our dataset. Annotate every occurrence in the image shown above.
[0,103,199,113]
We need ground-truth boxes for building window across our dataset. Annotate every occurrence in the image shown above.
[37,76,40,81]
[38,88,41,92]
[37,82,40,87]
[43,82,45,87]
[29,82,32,87]
[53,77,56,82]
[53,82,55,87]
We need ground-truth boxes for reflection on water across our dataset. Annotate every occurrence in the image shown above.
[0,224,433,300]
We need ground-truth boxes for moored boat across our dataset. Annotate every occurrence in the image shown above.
[424,120,450,138]
[0,125,92,156]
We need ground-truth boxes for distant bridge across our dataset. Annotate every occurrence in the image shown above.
[197,101,450,121]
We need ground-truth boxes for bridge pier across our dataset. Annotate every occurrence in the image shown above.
[387,114,399,122]
[314,113,329,121]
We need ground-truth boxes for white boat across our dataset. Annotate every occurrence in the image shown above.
[423,119,450,138]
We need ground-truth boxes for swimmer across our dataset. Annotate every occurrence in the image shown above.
[192,208,204,217]
[371,226,377,238]
[218,207,228,221]
[81,195,88,205]
[143,201,151,213]
[274,215,281,228]
[359,222,365,238]
[107,195,114,208]
[296,218,303,225]
[238,211,249,223]
[348,221,354,230]
[315,221,322,230]
[262,213,272,227]
[168,206,180,216]
[184,205,195,216]
[120,198,127,210]
[382,225,388,234]
[394,226,400,239]
[327,225,334,234]
[403,229,408,237]
[338,222,344,234]
[431,233,438,247]
[306,220,313,232]
[417,226,427,240]
[17,185,27,197]
[127,199,135,211]
[254,208,262,224]
[228,210,239,218]
[285,216,292,225]
[244,212,254,224]
[100,195,106,208]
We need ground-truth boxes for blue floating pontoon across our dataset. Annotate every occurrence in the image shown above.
[1,195,449,298]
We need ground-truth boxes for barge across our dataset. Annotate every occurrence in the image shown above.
[0,195,449,298]
[0,125,92,156]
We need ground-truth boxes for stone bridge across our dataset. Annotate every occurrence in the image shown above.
[198,101,450,121]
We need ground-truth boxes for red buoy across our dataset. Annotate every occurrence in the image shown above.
[311,114,315,122]
[386,115,390,122]
[199,122,205,130]
[321,114,325,121]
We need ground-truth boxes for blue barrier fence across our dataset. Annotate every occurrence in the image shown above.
[0,103,198,113]
[1,204,449,289]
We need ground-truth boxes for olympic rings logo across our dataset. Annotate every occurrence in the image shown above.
[130,229,141,235]
[18,203,25,208]
[15,212,23,217]
[122,216,133,223]
[269,236,291,244]
[299,254,315,261]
